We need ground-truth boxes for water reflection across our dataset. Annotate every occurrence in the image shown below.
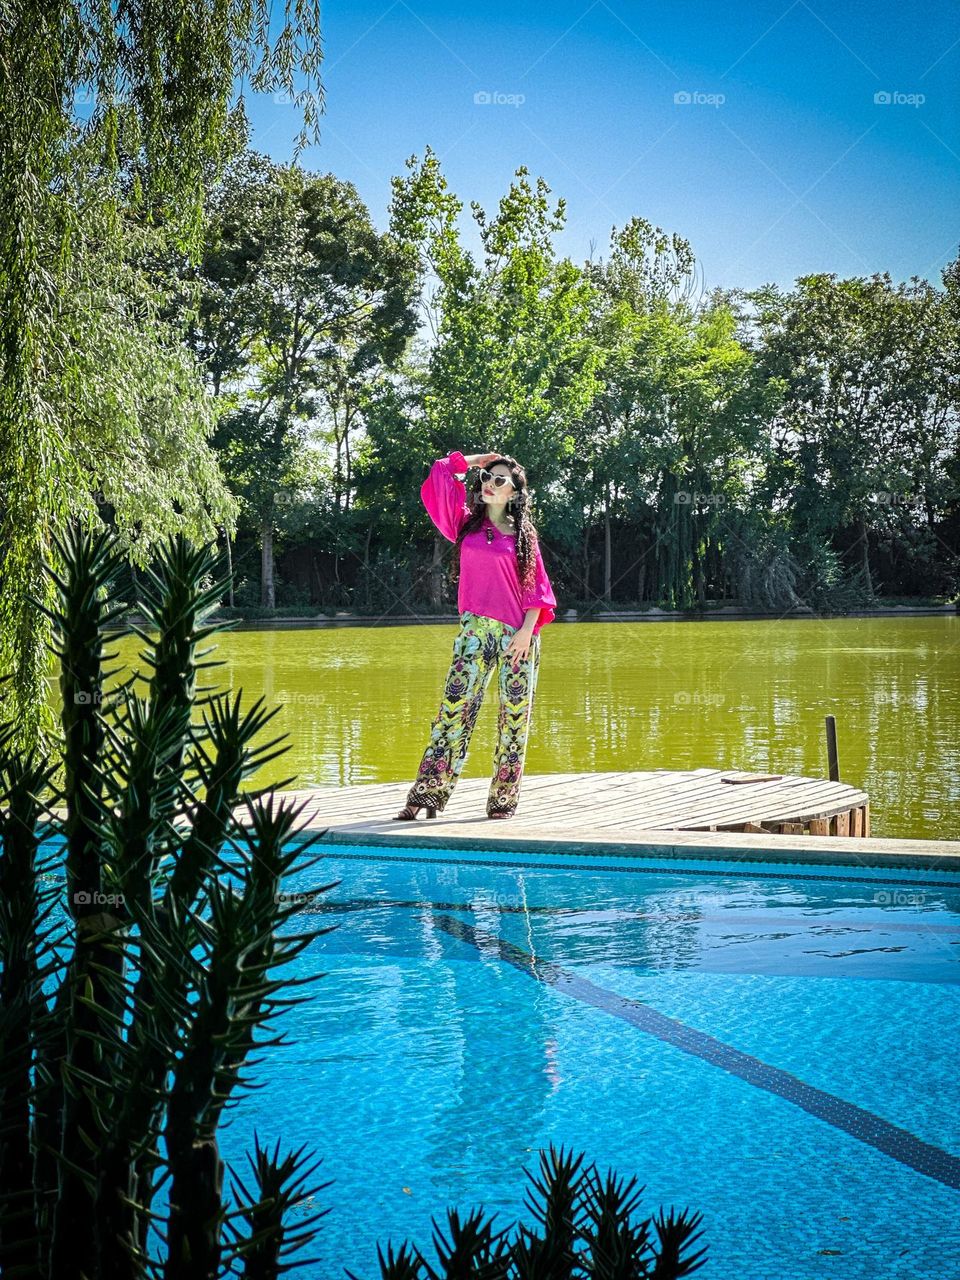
[92,616,959,839]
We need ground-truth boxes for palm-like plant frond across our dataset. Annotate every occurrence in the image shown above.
[0,519,338,1280]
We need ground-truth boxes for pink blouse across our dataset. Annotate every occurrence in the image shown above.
[420,450,557,637]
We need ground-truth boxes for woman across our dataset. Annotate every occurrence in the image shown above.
[395,448,557,821]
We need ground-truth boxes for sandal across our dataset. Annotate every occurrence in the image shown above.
[487,811,514,820]
[394,803,437,821]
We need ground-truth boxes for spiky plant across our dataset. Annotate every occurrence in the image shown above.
[0,517,335,1280]
[350,1145,709,1280]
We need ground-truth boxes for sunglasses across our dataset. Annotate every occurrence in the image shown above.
[478,468,514,489]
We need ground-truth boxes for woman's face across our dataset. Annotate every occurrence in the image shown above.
[480,462,516,512]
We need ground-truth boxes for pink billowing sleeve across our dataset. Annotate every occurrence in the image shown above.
[521,538,557,633]
[420,451,471,543]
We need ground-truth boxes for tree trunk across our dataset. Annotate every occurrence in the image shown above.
[603,487,611,602]
[223,526,234,608]
[364,522,373,607]
[344,414,353,513]
[429,534,444,608]
[165,1133,224,1280]
[261,512,275,609]
[859,516,873,597]
[313,554,324,607]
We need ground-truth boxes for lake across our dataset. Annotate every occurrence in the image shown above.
[107,615,959,841]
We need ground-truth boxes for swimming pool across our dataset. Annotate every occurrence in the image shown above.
[216,842,960,1280]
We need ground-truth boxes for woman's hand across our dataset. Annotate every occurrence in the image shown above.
[463,451,501,468]
[504,625,534,665]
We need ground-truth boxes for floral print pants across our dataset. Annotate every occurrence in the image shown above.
[407,611,542,817]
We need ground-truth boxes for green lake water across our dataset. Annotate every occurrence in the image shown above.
[105,616,959,841]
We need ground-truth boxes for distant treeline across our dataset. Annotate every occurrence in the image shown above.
[166,147,958,618]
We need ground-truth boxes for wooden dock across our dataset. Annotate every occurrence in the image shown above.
[274,771,960,871]
[287,769,870,837]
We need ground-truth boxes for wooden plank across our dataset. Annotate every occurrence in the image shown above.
[850,806,863,837]
[809,818,830,835]
[696,781,870,824]
[832,810,850,836]
[634,779,867,830]
[514,771,672,821]
[499,773,660,824]
[588,775,747,828]
[595,773,809,824]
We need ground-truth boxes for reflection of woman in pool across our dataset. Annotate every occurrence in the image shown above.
[395,449,557,821]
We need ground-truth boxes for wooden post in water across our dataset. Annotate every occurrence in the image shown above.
[825,715,840,782]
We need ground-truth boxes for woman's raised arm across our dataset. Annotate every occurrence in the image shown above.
[420,450,501,541]
[420,451,470,542]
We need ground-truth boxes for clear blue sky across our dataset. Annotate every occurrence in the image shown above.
[244,0,959,293]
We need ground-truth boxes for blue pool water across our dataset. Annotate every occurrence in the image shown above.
[211,843,960,1280]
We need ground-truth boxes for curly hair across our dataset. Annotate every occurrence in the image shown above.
[449,454,540,595]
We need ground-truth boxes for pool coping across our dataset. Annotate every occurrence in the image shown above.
[298,820,960,874]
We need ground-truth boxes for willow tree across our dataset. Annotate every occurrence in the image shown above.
[0,0,323,756]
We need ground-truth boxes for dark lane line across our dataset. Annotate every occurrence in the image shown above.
[431,912,960,1192]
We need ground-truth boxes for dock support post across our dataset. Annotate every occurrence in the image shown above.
[825,715,840,782]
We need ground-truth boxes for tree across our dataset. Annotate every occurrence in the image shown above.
[0,0,323,756]
[186,153,418,606]
[580,225,779,611]
[747,271,960,602]
[390,148,606,604]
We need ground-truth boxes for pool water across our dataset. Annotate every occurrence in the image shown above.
[214,844,960,1280]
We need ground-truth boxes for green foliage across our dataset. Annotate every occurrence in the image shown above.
[346,1145,708,1280]
[185,150,419,606]
[0,520,334,1280]
[745,271,960,595]
[0,0,324,758]
[390,149,605,483]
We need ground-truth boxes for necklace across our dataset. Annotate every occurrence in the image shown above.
[485,513,515,540]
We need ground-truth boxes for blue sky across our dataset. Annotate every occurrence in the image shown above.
[244,0,959,293]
